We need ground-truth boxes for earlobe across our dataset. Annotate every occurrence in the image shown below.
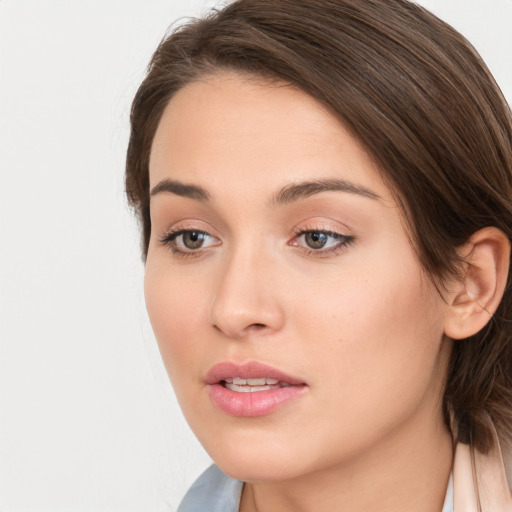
[444,227,510,340]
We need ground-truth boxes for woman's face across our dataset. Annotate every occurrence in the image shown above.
[145,73,452,482]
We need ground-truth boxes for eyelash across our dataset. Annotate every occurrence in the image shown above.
[290,228,355,257]
[159,227,355,258]
[159,228,220,259]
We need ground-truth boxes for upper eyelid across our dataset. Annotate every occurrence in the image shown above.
[292,223,352,237]
[291,229,353,244]
[161,228,219,243]
[158,221,353,243]
[164,227,209,238]
[293,228,345,236]
[161,221,218,238]
[292,216,352,231]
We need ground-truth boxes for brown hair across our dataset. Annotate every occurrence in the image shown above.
[125,0,512,453]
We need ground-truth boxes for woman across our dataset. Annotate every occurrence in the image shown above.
[125,0,512,510]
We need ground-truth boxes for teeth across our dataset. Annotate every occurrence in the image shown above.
[228,377,280,386]
[247,378,266,385]
[226,384,274,392]
[223,379,291,393]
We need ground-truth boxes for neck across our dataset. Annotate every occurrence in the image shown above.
[240,405,453,512]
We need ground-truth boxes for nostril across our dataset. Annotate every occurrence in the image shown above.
[212,321,268,338]
[244,323,269,334]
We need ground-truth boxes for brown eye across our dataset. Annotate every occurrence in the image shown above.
[291,229,355,256]
[182,231,206,249]
[304,231,328,249]
[161,228,220,255]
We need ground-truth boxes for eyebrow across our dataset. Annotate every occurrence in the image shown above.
[150,179,211,201]
[269,178,380,206]
[149,177,380,205]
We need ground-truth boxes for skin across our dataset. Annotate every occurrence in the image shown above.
[145,73,454,512]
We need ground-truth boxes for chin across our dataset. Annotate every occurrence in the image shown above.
[194,421,309,482]
[214,451,302,483]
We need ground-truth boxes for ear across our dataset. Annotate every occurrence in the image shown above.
[444,227,510,340]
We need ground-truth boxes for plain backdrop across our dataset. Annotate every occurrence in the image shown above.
[0,1,511,511]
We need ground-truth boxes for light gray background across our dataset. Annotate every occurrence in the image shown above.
[0,1,511,510]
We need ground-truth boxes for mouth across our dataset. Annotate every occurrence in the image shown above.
[205,361,307,417]
[222,377,291,393]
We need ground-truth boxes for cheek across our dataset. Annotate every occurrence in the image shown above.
[297,250,439,340]
[144,260,210,386]
[293,250,447,409]
[282,280,446,469]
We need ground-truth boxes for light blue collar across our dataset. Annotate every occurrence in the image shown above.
[178,465,242,512]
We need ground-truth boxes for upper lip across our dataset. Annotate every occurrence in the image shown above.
[205,361,306,386]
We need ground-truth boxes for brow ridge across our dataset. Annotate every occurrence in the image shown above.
[150,177,379,205]
[269,178,380,206]
[150,179,211,201]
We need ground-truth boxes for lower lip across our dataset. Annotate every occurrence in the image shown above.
[208,383,307,417]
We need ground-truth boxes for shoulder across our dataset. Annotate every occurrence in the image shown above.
[178,464,243,512]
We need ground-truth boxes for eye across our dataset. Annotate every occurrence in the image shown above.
[160,229,220,255]
[303,231,331,249]
[179,231,210,250]
[291,229,355,256]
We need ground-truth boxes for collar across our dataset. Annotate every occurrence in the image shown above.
[450,411,512,511]
[452,439,512,511]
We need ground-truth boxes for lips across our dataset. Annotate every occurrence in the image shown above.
[205,361,307,417]
[206,361,305,385]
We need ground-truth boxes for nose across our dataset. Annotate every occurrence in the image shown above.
[210,247,285,340]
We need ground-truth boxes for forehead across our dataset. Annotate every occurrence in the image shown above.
[149,72,391,202]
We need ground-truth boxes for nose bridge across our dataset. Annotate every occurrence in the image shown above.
[210,239,284,339]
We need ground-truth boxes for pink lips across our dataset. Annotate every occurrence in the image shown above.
[206,361,307,417]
